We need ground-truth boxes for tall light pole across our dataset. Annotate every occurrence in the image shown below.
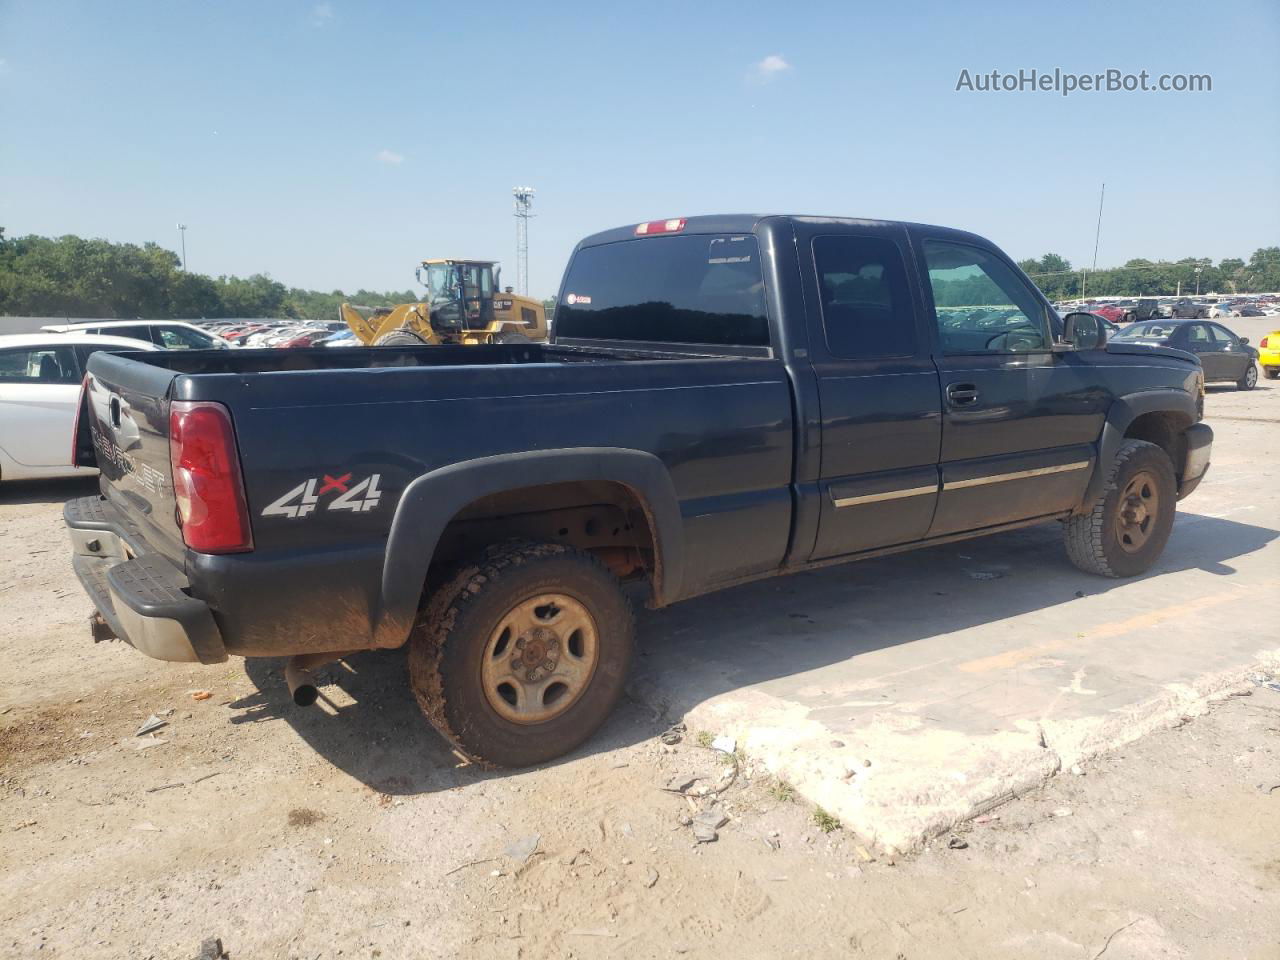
[1091,182,1105,272]
[512,187,535,296]
[176,223,188,271]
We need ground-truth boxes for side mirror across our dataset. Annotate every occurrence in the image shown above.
[1240,336,1250,345]
[1063,312,1107,350]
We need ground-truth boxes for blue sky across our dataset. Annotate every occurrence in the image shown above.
[1,0,1277,298]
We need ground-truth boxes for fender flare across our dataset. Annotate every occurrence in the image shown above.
[1081,389,1198,509]
[371,447,683,647]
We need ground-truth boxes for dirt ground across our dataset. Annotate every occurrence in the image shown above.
[1,477,1278,959]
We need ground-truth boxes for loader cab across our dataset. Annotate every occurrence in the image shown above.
[417,259,497,332]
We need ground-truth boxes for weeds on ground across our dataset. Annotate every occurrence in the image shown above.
[695,730,714,748]
[812,806,841,833]
[767,779,797,803]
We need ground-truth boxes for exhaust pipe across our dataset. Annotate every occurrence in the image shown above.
[285,651,356,707]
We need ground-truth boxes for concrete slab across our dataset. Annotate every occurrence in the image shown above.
[633,376,1280,854]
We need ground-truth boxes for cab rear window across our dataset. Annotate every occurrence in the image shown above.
[555,235,769,347]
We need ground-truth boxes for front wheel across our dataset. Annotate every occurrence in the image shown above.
[1063,440,1177,578]
[408,541,634,767]
[374,329,432,346]
[1237,363,1258,390]
[495,331,533,345]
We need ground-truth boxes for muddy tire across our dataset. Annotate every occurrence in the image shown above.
[374,330,431,346]
[1063,440,1177,578]
[408,541,634,767]
[1237,363,1257,390]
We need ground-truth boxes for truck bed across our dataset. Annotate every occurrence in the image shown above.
[81,340,796,656]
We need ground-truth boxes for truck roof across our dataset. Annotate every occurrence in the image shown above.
[576,214,992,249]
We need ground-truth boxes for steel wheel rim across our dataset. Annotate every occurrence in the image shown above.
[1117,470,1159,553]
[481,593,599,725]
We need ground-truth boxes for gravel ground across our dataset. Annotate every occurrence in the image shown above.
[2,357,1279,959]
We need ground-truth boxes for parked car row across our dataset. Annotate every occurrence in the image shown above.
[1054,295,1279,322]
[198,319,350,348]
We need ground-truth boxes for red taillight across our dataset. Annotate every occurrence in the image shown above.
[1262,336,1270,348]
[635,218,687,236]
[169,401,253,553]
[71,376,90,465]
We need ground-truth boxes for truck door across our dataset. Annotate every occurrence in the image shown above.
[795,223,942,560]
[914,235,1106,536]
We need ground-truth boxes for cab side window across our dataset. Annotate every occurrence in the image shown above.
[813,236,916,359]
[922,240,1050,354]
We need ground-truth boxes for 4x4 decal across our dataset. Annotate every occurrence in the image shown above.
[262,473,383,518]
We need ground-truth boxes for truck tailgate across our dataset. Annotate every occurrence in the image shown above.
[83,351,186,564]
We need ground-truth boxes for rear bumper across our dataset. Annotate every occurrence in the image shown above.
[64,496,227,664]
[1178,422,1213,500]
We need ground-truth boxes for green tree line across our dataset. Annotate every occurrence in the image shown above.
[0,230,414,320]
[1016,248,1280,300]
[3,229,1276,320]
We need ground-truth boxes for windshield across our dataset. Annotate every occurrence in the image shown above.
[1113,322,1178,340]
[425,263,492,303]
[425,263,460,304]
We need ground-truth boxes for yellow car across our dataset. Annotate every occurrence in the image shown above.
[1261,330,1280,380]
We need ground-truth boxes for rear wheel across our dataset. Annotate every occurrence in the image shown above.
[1264,367,1280,380]
[408,541,634,767]
[374,330,431,346]
[1237,363,1258,390]
[1063,440,1176,577]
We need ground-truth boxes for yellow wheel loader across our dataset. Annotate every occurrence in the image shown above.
[341,259,548,347]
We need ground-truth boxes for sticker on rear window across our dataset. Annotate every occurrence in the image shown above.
[565,294,592,306]
[708,236,754,265]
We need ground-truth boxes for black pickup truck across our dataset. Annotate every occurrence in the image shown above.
[66,215,1213,766]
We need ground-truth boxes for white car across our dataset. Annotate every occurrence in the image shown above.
[42,319,233,350]
[0,333,156,482]
[1206,303,1236,319]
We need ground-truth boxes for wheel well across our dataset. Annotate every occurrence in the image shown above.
[1123,411,1190,478]
[427,480,659,600]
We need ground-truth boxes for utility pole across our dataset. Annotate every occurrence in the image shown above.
[1194,262,1204,296]
[512,187,535,296]
[1091,182,1105,272]
[176,223,187,271]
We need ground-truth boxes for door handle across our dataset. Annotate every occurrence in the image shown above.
[946,383,980,406]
